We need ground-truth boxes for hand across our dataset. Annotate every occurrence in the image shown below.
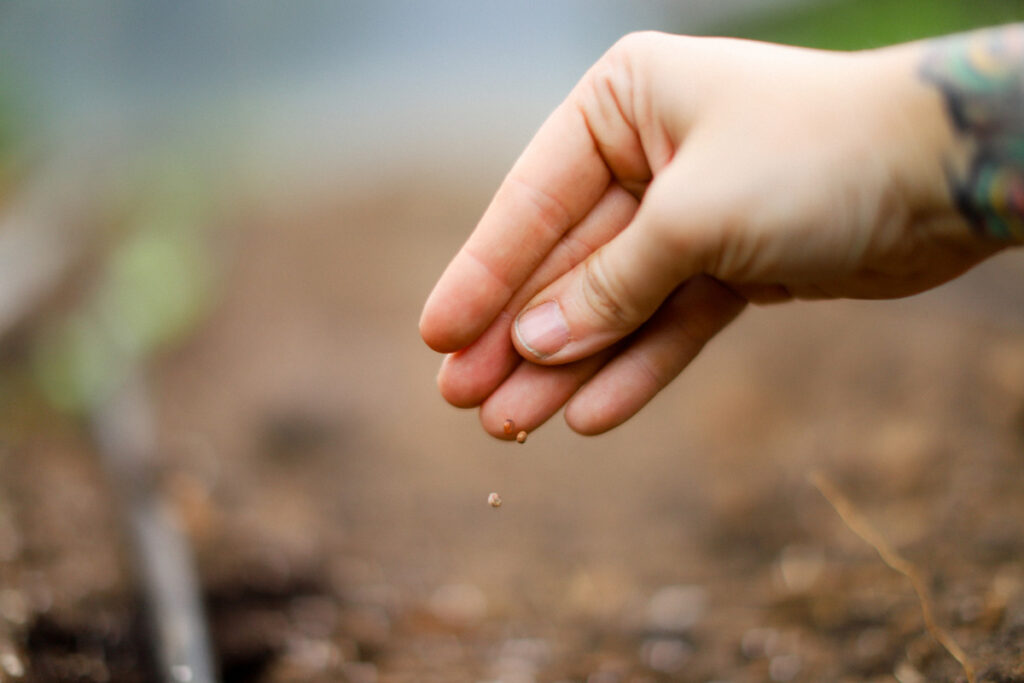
[420,31,1001,437]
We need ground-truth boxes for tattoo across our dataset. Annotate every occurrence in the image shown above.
[920,24,1024,242]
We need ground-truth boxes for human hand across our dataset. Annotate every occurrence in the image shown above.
[420,31,1007,438]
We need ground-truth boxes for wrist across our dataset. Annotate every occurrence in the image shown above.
[854,44,973,238]
[889,26,1024,246]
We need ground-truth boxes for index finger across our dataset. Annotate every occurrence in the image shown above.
[419,99,611,353]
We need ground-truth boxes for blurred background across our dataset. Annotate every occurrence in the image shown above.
[1,1,1024,682]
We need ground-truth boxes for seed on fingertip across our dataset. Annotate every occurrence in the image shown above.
[503,419,514,435]
[488,492,502,507]
[516,430,527,444]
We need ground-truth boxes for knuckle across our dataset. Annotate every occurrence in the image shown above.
[593,32,659,87]
[580,251,638,329]
[609,30,665,58]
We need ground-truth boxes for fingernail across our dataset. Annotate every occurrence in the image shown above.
[515,301,569,358]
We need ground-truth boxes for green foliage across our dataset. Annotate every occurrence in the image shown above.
[714,0,1024,50]
[98,219,213,357]
[33,198,216,414]
[33,313,119,413]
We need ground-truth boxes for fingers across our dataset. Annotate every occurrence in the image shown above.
[436,314,519,409]
[420,99,611,354]
[478,351,613,438]
[511,160,718,364]
[477,275,744,438]
[437,185,640,408]
[420,31,687,356]
[564,275,745,435]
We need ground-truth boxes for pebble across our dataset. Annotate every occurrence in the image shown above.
[894,662,925,683]
[493,636,551,682]
[640,637,691,673]
[644,585,708,633]
[516,430,528,444]
[776,544,824,593]
[488,492,502,508]
[283,636,340,672]
[503,419,515,435]
[0,652,24,678]
[428,583,487,626]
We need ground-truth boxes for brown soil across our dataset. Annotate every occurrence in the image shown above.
[2,173,1024,682]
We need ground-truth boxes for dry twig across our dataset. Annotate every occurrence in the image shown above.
[809,471,976,683]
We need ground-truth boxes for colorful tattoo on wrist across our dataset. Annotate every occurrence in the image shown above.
[920,24,1024,242]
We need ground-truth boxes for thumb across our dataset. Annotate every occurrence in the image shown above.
[512,175,714,364]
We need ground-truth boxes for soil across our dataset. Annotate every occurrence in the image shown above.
[1,171,1024,682]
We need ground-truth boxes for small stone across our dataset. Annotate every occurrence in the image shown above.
[429,583,487,626]
[645,585,708,633]
[283,637,339,672]
[503,419,515,435]
[776,544,824,593]
[516,430,527,443]
[641,637,692,673]
[488,492,502,508]
[894,661,925,683]
[0,652,24,678]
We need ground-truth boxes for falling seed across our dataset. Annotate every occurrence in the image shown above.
[503,419,514,435]
[516,430,527,444]
[488,492,502,508]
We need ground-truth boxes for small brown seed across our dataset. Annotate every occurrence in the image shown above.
[503,419,514,435]
[487,492,502,508]
[516,430,527,444]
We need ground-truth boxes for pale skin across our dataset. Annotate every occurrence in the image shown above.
[420,28,1022,438]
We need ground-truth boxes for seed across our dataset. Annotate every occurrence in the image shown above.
[516,430,527,444]
[503,419,514,435]
[487,492,502,508]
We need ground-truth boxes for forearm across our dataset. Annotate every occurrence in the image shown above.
[918,23,1024,244]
